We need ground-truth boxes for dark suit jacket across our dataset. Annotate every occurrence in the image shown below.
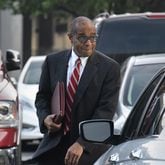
[33,49,120,161]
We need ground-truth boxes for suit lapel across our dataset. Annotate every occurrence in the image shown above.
[73,52,99,108]
[54,50,71,88]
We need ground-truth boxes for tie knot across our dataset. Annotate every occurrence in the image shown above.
[76,58,81,66]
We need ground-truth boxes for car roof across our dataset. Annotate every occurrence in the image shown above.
[95,12,165,25]
[105,12,165,21]
[128,53,165,66]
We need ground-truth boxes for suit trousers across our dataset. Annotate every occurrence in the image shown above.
[34,133,70,165]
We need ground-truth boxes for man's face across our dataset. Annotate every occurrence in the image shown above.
[69,21,97,57]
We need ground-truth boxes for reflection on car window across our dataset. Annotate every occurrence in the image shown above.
[139,79,165,136]
[23,61,43,84]
[123,72,165,139]
[124,64,165,106]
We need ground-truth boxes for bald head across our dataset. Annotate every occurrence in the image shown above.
[69,16,95,35]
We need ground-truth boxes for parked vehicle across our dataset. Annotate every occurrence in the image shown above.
[95,12,165,64]
[79,66,165,165]
[97,127,165,165]
[0,49,21,164]
[114,53,165,134]
[17,56,46,142]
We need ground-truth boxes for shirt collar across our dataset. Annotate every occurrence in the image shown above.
[71,49,89,67]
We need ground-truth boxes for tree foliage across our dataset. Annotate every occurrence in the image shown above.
[0,0,111,18]
[0,0,165,18]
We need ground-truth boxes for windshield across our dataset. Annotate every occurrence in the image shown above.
[97,19,165,55]
[123,64,165,107]
[96,19,165,64]
[23,60,44,84]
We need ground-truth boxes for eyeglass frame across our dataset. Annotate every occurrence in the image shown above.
[75,34,98,43]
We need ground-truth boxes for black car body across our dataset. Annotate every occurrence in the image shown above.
[95,12,165,64]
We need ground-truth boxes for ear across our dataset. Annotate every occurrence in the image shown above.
[68,33,74,44]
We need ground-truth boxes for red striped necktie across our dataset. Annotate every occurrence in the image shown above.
[64,58,81,134]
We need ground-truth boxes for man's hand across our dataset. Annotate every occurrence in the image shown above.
[65,142,84,165]
[44,114,62,133]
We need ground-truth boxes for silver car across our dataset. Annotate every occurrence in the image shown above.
[100,128,165,165]
[80,66,165,165]
[114,53,165,134]
[17,56,46,142]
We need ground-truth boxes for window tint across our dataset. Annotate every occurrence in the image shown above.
[23,60,43,84]
[96,19,165,63]
[123,64,165,107]
[139,80,165,136]
[122,71,165,138]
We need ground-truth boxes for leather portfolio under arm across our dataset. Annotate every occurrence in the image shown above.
[51,81,65,123]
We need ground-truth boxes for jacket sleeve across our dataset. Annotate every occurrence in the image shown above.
[35,57,52,133]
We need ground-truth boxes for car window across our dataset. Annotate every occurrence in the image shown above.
[122,70,165,139]
[23,60,43,84]
[139,80,165,136]
[123,64,165,107]
[96,19,165,63]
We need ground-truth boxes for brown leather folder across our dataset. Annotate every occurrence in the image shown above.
[51,81,65,123]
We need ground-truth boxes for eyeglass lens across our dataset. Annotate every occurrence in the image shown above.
[77,35,97,43]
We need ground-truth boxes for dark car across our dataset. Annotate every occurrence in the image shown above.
[95,12,165,64]
[0,49,21,164]
[79,66,165,164]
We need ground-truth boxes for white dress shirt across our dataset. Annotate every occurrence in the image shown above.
[67,50,88,86]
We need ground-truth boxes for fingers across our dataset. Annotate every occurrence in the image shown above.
[65,155,79,165]
[71,155,79,165]
[44,115,62,133]
[65,142,83,165]
[48,122,62,133]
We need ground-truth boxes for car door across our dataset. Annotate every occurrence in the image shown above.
[121,67,165,141]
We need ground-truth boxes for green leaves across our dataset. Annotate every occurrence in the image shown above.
[0,0,165,18]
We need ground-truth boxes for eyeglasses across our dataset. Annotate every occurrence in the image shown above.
[76,35,97,43]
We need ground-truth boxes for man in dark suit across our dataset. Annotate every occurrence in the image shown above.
[33,16,120,165]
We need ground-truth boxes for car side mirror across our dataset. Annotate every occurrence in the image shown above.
[79,119,114,143]
[6,49,21,71]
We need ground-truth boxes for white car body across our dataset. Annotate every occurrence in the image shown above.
[114,53,165,134]
[17,56,46,141]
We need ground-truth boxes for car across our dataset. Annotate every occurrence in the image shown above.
[95,12,165,64]
[93,12,110,29]
[0,49,21,164]
[79,66,165,165]
[114,53,165,134]
[96,127,165,165]
[17,56,46,142]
